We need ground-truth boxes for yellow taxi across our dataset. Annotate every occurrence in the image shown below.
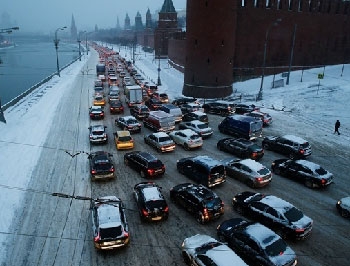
[114,131,134,150]
[93,94,106,106]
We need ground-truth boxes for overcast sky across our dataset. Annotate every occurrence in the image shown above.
[1,0,186,34]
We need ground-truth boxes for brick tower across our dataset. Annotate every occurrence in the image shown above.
[183,0,236,98]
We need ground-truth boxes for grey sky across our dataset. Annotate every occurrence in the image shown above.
[1,0,186,34]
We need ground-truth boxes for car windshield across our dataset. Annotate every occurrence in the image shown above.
[197,124,208,129]
[95,161,112,170]
[264,237,288,257]
[95,96,103,101]
[284,207,304,222]
[127,119,138,124]
[315,166,327,175]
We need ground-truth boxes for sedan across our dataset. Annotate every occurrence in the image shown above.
[133,182,169,222]
[144,132,176,153]
[169,129,203,150]
[222,158,272,188]
[178,120,213,139]
[115,115,142,133]
[336,196,350,218]
[232,191,313,240]
[217,137,264,160]
[93,94,106,106]
[217,218,297,266]
[271,159,334,188]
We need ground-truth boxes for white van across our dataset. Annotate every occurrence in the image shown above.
[159,104,183,123]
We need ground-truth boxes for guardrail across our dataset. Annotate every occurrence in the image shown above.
[2,56,81,111]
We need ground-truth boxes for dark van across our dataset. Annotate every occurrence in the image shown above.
[176,156,226,188]
[218,115,263,140]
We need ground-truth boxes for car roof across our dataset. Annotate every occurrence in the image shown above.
[152,132,169,138]
[120,115,136,120]
[97,201,122,227]
[181,183,215,200]
[282,134,308,144]
[192,111,206,116]
[138,151,159,162]
[259,195,294,214]
[193,155,223,169]
[244,223,280,248]
[90,125,105,131]
[239,159,267,172]
[294,160,322,172]
[188,120,205,125]
[141,186,163,201]
[177,129,197,136]
[116,130,131,137]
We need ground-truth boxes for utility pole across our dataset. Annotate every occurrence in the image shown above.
[286,24,297,85]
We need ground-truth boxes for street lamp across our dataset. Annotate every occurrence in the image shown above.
[257,18,282,101]
[54,26,67,77]
[286,24,297,85]
[157,48,162,86]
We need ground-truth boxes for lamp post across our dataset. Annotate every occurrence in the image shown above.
[286,24,297,85]
[77,38,82,61]
[157,48,162,86]
[257,19,282,101]
[54,26,67,77]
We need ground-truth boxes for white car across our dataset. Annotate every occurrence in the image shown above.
[169,129,203,150]
[182,234,248,266]
[178,120,213,138]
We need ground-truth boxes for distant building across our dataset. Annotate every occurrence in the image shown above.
[124,13,131,30]
[135,11,144,31]
[70,14,77,41]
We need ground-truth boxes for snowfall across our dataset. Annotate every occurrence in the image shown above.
[0,44,349,261]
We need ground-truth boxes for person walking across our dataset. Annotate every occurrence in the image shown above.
[334,120,341,135]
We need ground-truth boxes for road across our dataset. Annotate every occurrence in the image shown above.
[4,48,349,266]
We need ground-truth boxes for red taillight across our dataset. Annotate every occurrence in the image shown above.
[321,179,326,184]
[299,149,305,154]
[162,165,166,171]
[91,169,97,174]
[94,232,100,242]
[110,167,115,173]
[203,208,208,215]
[295,228,305,233]
[221,201,224,207]
[164,206,169,212]
[252,152,257,157]
[256,177,263,181]
[142,209,149,216]
[147,169,155,175]
[123,231,129,238]
[100,113,104,117]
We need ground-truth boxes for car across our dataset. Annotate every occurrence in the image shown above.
[217,138,264,160]
[202,100,236,116]
[181,234,248,266]
[124,151,165,178]
[109,99,124,114]
[159,93,169,103]
[119,71,126,78]
[177,156,226,187]
[123,76,132,86]
[94,86,104,96]
[182,111,209,123]
[262,134,312,159]
[94,79,103,87]
[244,110,272,126]
[144,132,176,153]
[145,98,163,110]
[91,196,130,250]
[133,182,169,222]
[217,218,297,266]
[114,130,134,150]
[108,90,120,102]
[88,125,108,144]
[93,94,106,106]
[170,183,225,224]
[222,158,272,188]
[271,159,334,188]
[130,104,150,120]
[115,115,142,133]
[234,103,259,114]
[336,196,350,218]
[180,102,202,114]
[169,129,203,150]
[89,105,104,120]
[232,191,313,240]
[171,97,197,106]
[88,151,115,181]
[178,120,213,139]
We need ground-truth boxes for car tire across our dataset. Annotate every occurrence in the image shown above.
[262,143,270,150]
[341,209,350,218]
[140,170,146,178]
[274,167,281,175]
[178,165,184,174]
[234,204,244,215]
[184,143,189,151]
[124,159,129,166]
[217,144,222,151]
[305,179,314,188]
[182,251,190,265]
[247,179,255,188]
[196,212,205,224]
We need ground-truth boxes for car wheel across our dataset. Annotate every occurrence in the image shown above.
[196,212,205,224]
[182,251,190,265]
[184,143,189,151]
[234,204,244,215]
[305,179,314,188]
[247,179,255,188]
[274,167,281,175]
[124,158,129,166]
[262,143,270,150]
[178,165,184,174]
[140,170,146,178]
[341,209,350,218]
[217,144,222,151]
[289,153,296,160]
[276,228,288,240]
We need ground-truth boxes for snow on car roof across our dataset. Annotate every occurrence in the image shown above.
[190,120,206,125]
[194,155,222,168]
[91,125,105,131]
[142,186,162,201]
[122,115,136,120]
[180,129,197,136]
[97,202,121,226]
[244,223,279,248]
[192,111,206,116]
[295,160,322,172]
[240,159,266,172]
[260,195,293,214]
[153,132,169,138]
[206,243,248,266]
[282,134,308,144]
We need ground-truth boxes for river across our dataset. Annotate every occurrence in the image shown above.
[0,35,81,105]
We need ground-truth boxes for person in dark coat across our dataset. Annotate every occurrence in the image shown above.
[334,120,340,135]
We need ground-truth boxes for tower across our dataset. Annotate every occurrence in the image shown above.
[146,8,152,29]
[124,13,131,30]
[183,0,235,98]
[135,11,143,31]
[70,14,77,40]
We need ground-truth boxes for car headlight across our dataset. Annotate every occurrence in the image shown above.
[337,200,341,205]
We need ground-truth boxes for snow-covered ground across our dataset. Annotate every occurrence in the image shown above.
[0,44,350,261]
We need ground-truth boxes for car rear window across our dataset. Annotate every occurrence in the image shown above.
[300,142,310,149]
[145,200,166,209]
[148,160,163,168]
[190,134,200,140]
[118,136,132,141]
[265,237,288,257]
[92,131,104,135]
[210,165,225,175]
[100,226,122,240]
[284,207,303,222]
[258,168,270,175]
[197,123,208,129]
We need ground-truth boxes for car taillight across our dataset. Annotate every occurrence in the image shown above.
[221,201,224,207]
[162,165,166,171]
[164,206,169,212]
[110,167,115,173]
[147,169,155,175]
[321,179,327,184]
[203,208,208,214]
[94,232,100,242]
[123,231,129,238]
[256,177,263,181]
[91,169,97,174]
[295,228,305,233]
[100,113,104,116]
[299,149,305,154]
[142,209,149,216]
[252,152,257,157]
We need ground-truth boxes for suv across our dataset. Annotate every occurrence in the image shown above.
[262,134,312,159]
[145,98,163,111]
[171,97,197,106]
[115,115,142,133]
[143,111,176,133]
[202,100,235,116]
[177,156,226,188]
[91,196,129,250]
[124,151,165,178]
[170,183,225,223]
[182,111,209,124]
[232,191,313,240]
[182,234,248,266]
[89,106,104,120]
[144,132,176,153]
[88,151,115,181]
[217,218,297,266]
[133,182,169,222]
[217,138,264,160]
[89,125,108,144]
[130,104,150,120]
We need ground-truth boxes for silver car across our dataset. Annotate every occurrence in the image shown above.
[169,129,203,150]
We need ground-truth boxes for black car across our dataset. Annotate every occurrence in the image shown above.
[182,111,209,123]
[234,103,259,114]
[115,115,142,133]
[88,151,115,181]
[217,138,264,160]
[336,196,350,218]
[271,159,334,188]
[232,191,313,240]
[262,134,312,159]
[170,183,224,224]
[109,99,124,114]
[145,98,163,110]
[171,97,197,106]
[89,106,104,120]
[217,218,297,266]
[202,100,235,116]
[130,104,150,120]
[91,196,130,250]
[124,151,165,178]
[133,182,169,222]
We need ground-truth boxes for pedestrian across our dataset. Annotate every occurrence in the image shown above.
[334,120,340,135]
